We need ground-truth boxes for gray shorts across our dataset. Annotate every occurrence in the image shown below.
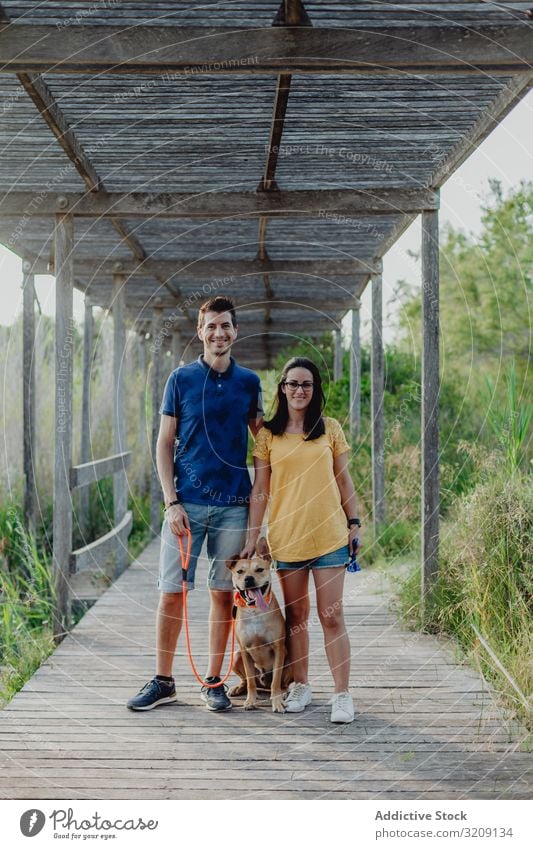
[158,502,248,593]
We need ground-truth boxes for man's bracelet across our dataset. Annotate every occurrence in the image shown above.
[164,499,180,510]
[347,517,362,528]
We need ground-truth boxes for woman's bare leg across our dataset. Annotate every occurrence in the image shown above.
[277,568,311,683]
[313,566,350,692]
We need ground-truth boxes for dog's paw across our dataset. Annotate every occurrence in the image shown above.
[228,683,246,697]
[243,699,258,711]
[271,695,286,713]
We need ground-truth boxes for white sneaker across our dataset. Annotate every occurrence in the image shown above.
[329,691,355,723]
[284,682,313,713]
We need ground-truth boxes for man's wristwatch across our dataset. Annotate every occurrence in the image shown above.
[347,517,362,529]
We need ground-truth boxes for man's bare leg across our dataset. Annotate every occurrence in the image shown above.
[206,590,233,678]
[156,592,184,677]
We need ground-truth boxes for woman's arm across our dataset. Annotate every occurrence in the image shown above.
[240,456,271,558]
[333,450,362,550]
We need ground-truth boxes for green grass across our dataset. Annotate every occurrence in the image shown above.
[396,465,533,728]
[0,502,56,706]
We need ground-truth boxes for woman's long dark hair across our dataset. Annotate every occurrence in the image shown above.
[265,357,326,440]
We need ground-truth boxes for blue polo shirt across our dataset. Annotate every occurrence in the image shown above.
[160,356,263,507]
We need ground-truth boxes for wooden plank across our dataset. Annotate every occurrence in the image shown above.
[70,510,133,574]
[350,302,361,439]
[22,261,36,536]
[0,533,529,799]
[371,272,385,527]
[421,206,440,600]
[52,211,74,638]
[70,451,131,490]
[113,272,128,576]
[1,23,532,75]
[0,188,440,218]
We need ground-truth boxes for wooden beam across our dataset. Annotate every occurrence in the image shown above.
[22,262,36,536]
[350,301,361,440]
[0,188,438,219]
[69,257,378,280]
[23,254,377,279]
[110,217,146,262]
[53,212,74,639]
[113,273,128,576]
[16,73,101,192]
[371,272,385,531]
[421,206,440,603]
[2,24,531,74]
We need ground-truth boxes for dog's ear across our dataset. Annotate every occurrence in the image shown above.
[256,536,272,562]
[226,553,241,571]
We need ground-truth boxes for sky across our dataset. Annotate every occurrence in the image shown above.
[1,90,532,344]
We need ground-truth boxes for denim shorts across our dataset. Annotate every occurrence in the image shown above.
[158,502,248,593]
[275,544,349,571]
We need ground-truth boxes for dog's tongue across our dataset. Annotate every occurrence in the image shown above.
[248,588,268,611]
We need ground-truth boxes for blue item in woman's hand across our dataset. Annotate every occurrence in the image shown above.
[345,538,362,573]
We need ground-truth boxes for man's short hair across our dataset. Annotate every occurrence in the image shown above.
[198,296,237,329]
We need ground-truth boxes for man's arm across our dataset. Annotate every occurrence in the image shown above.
[156,414,190,534]
[248,415,264,438]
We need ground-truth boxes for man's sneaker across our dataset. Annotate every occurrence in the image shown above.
[200,676,232,711]
[127,677,177,711]
[283,681,313,713]
[329,691,355,723]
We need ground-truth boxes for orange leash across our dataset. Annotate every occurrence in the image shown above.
[178,528,235,688]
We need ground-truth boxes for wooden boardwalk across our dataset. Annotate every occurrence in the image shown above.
[0,539,530,800]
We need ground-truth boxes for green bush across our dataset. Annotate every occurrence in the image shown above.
[397,463,532,725]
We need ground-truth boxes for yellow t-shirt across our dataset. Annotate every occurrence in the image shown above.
[253,417,350,562]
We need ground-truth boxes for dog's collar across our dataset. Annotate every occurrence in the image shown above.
[233,583,272,609]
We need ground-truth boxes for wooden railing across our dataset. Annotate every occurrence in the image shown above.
[69,450,132,576]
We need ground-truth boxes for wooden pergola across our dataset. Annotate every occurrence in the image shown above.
[0,1,531,634]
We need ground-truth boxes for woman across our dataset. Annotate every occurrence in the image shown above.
[241,357,362,723]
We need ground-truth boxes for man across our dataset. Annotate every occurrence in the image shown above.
[127,296,263,712]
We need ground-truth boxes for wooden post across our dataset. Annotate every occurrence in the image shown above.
[79,296,93,538]
[113,273,128,574]
[349,300,361,441]
[150,308,164,536]
[53,212,74,639]
[22,261,36,537]
[333,327,343,381]
[172,326,182,366]
[138,332,148,498]
[371,272,385,531]
[421,205,440,601]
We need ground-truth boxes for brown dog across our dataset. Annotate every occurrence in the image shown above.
[226,538,291,712]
